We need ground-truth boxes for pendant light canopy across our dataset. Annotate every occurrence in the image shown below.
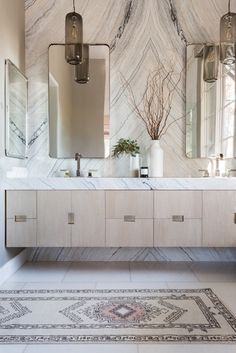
[203,45,219,83]
[220,0,236,65]
[75,44,90,84]
[65,0,83,65]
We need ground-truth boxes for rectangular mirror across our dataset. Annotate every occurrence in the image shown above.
[48,44,110,159]
[186,44,236,158]
[5,59,28,159]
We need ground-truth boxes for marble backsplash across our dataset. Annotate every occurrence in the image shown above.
[23,0,236,179]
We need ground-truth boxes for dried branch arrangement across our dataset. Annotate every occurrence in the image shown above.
[123,62,182,140]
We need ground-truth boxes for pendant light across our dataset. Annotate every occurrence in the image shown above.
[220,0,236,65]
[203,45,219,82]
[65,0,83,65]
[75,44,90,84]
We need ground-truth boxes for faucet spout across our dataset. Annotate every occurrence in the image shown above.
[75,153,82,177]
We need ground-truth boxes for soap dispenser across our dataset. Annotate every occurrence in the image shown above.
[219,153,226,177]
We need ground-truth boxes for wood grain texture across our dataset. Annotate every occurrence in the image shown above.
[106,219,153,247]
[72,191,105,247]
[106,191,153,219]
[7,219,36,247]
[37,191,71,247]
[203,191,236,247]
[154,219,202,247]
[7,191,36,219]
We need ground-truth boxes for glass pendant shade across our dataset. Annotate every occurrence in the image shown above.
[220,10,236,65]
[65,11,83,65]
[203,45,219,83]
[75,44,90,84]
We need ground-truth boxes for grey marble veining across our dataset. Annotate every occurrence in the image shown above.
[2,176,236,190]
[28,247,236,262]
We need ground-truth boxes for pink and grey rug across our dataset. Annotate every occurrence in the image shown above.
[0,288,235,344]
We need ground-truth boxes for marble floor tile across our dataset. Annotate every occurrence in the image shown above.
[138,344,236,353]
[0,282,26,290]
[130,262,198,282]
[0,345,27,353]
[63,262,130,283]
[6,262,71,283]
[24,344,138,353]
[22,282,96,290]
[190,262,236,282]
[95,281,168,289]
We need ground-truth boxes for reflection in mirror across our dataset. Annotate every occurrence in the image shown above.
[48,44,110,159]
[5,59,28,159]
[186,44,236,158]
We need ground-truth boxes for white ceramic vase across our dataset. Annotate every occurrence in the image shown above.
[148,140,163,177]
[129,154,140,177]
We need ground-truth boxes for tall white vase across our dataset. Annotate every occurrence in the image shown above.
[148,140,163,177]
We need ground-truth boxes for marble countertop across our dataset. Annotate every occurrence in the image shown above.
[1,177,236,190]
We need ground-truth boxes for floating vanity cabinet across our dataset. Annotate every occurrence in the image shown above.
[203,191,236,247]
[6,191,37,247]
[154,191,202,247]
[71,191,105,246]
[37,191,71,247]
[105,191,153,247]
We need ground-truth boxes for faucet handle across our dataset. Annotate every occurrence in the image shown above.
[199,169,209,177]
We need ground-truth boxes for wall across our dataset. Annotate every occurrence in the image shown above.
[0,0,25,266]
[25,0,236,262]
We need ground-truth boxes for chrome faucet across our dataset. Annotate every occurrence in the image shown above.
[75,153,82,177]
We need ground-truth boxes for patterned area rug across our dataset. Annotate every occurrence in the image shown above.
[0,288,236,344]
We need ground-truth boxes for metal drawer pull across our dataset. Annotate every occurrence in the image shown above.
[234,213,236,224]
[124,215,136,222]
[172,215,184,222]
[68,213,75,224]
[15,215,27,222]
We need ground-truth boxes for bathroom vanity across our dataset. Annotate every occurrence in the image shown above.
[4,177,236,248]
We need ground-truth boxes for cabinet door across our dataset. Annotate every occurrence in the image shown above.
[37,191,71,247]
[106,219,153,247]
[154,219,202,247]
[71,191,105,246]
[203,191,236,247]
[6,191,37,247]
[105,191,153,247]
[106,191,153,219]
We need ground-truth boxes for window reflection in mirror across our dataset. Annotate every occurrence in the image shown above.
[186,44,236,158]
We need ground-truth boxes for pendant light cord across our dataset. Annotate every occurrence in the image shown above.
[73,0,75,12]
[228,0,231,13]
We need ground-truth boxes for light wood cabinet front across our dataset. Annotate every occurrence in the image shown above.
[6,191,37,247]
[154,191,202,247]
[106,191,153,247]
[72,191,105,246]
[203,191,236,247]
[37,191,71,247]
[106,219,153,247]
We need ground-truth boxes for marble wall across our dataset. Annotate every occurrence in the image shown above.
[24,0,236,178]
[22,0,236,262]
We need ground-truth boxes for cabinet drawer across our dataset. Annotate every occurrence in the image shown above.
[106,191,153,219]
[106,219,153,247]
[154,219,202,247]
[154,191,202,219]
[7,191,36,219]
[7,219,36,247]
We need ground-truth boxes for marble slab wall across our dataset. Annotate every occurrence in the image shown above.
[23,0,236,261]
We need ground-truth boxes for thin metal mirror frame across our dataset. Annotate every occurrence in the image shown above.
[47,43,110,159]
[5,59,28,159]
